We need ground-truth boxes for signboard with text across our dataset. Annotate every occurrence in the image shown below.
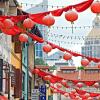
[31,89,39,100]
[39,84,46,100]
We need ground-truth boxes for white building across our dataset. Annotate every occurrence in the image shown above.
[46,50,74,67]
[81,16,100,66]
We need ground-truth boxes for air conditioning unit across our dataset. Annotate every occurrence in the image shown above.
[0,8,4,15]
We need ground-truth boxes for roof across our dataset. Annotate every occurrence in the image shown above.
[57,67,100,81]
[87,16,100,37]
[60,66,100,70]
[35,65,49,69]
[26,0,48,14]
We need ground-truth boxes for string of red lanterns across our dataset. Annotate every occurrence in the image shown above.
[50,85,100,99]
[44,41,100,66]
[32,68,100,87]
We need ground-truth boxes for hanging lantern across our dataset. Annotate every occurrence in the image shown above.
[75,93,79,96]
[50,83,54,87]
[44,75,52,81]
[97,95,100,99]
[53,89,58,93]
[87,97,93,100]
[75,96,80,99]
[0,21,4,29]
[71,89,76,94]
[91,1,100,14]
[56,83,62,88]
[43,44,52,53]
[65,10,78,22]
[98,64,100,68]
[85,93,90,98]
[1,28,18,35]
[19,33,28,42]
[81,59,89,66]
[33,68,40,74]
[76,82,83,88]
[23,18,35,28]
[61,80,66,85]
[3,19,14,29]
[94,82,99,88]
[65,10,78,33]
[63,53,72,60]
[42,14,55,27]
[64,93,69,97]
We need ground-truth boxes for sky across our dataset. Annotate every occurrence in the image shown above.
[17,0,98,66]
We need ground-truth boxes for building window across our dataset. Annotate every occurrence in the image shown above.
[63,70,75,73]
[94,40,99,44]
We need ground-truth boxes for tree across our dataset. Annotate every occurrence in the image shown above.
[49,65,57,70]
[35,58,47,65]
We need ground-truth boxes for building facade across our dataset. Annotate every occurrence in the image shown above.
[81,16,100,66]
[0,0,22,100]
[56,66,100,100]
[46,51,74,66]
[26,0,48,59]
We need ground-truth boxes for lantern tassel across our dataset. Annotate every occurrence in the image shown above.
[71,22,74,33]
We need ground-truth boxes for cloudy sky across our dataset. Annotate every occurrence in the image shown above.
[17,0,97,66]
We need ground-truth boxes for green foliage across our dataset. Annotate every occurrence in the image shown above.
[77,66,84,70]
[35,58,48,65]
[49,65,57,70]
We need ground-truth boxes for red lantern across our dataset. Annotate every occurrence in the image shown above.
[53,89,58,93]
[91,1,100,14]
[61,80,66,85]
[65,10,78,23]
[98,64,100,68]
[19,33,28,42]
[75,93,79,96]
[33,69,40,74]
[87,97,93,100]
[76,82,83,88]
[42,14,55,27]
[50,83,54,87]
[1,28,18,35]
[63,53,72,60]
[44,75,52,81]
[85,93,90,98]
[94,82,99,88]
[75,96,80,100]
[0,21,4,29]
[97,95,100,99]
[23,18,35,28]
[43,44,52,53]
[64,93,69,97]
[71,89,76,94]
[81,59,89,66]
[3,19,14,29]
[56,83,62,88]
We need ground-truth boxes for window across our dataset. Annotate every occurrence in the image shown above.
[0,8,4,15]
[94,40,99,44]
[63,70,75,73]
